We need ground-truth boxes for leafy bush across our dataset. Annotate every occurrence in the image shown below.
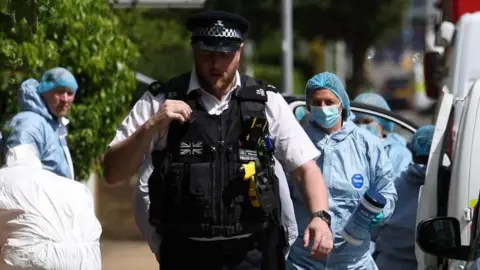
[114,9,193,83]
[0,0,139,180]
[254,64,306,96]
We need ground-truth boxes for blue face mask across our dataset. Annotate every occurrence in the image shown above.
[310,104,340,129]
[359,123,380,137]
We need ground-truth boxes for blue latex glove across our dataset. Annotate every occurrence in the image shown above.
[369,212,384,231]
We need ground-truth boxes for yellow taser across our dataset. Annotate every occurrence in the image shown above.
[241,161,261,207]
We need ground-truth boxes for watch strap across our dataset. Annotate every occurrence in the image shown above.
[312,210,331,227]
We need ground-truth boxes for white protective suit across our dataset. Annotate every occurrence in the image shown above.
[0,158,102,270]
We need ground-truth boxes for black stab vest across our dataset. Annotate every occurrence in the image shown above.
[148,72,280,238]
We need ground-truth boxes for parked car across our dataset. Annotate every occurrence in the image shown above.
[381,76,414,110]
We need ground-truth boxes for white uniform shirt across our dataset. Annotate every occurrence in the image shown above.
[109,70,320,253]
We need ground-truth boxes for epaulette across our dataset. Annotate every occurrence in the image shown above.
[148,81,163,96]
[264,83,278,93]
[255,80,278,93]
[237,84,268,102]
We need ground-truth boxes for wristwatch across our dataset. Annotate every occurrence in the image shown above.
[312,210,331,227]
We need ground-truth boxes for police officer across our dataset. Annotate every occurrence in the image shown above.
[103,11,333,269]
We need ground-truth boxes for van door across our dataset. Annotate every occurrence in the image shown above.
[416,88,454,269]
[444,81,480,270]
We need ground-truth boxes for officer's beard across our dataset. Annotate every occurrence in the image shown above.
[197,64,237,98]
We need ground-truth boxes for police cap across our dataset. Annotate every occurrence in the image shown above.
[186,10,250,53]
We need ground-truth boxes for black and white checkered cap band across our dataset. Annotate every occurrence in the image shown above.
[192,25,242,39]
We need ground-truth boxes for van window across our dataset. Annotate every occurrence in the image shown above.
[392,122,414,143]
[446,108,455,163]
[437,108,455,216]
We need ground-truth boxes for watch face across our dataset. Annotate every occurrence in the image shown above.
[315,211,331,224]
[318,210,329,218]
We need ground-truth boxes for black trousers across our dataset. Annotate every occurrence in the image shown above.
[159,228,286,270]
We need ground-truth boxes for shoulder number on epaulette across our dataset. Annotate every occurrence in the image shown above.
[148,81,163,96]
[255,87,266,97]
[257,79,278,93]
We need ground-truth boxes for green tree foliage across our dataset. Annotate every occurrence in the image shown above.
[294,0,408,94]
[254,64,306,95]
[204,0,408,94]
[252,32,307,94]
[114,9,192,83]
[0,0,139,180]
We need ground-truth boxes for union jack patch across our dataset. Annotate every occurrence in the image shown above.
[180,141,203,155]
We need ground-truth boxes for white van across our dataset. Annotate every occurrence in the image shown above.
[415,11,480,270]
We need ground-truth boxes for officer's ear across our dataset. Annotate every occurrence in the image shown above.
[238,43,244,53]
[235,43,244,62]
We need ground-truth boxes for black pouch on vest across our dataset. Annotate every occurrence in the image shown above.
[255,171,277,217]
[165,163,184,207]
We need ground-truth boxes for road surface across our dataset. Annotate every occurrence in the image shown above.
[101,240,157,270]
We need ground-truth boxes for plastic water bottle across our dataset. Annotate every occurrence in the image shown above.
[341,190,386,246]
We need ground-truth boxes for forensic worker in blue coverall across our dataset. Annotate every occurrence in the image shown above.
[352,92,412,254]
[3,67,78,179]
[353,93,412,179]
[373,125,435,270]
[286,72,398,270]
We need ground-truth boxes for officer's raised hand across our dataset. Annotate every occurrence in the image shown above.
[151,99,192,128]
[303,214,333,259]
